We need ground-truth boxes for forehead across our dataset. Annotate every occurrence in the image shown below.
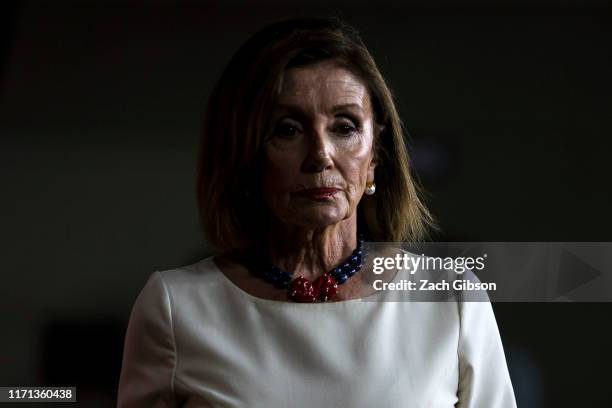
[276,61,371,111]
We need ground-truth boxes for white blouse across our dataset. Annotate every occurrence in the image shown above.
[117,256,517,407]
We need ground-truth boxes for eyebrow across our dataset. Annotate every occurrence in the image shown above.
[273,102,364,116]
[330,103,363,114]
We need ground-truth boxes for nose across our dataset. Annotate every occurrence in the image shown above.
[301,128,334,173]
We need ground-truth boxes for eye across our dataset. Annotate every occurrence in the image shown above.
[273,119,302,138]
[333,119,358,136]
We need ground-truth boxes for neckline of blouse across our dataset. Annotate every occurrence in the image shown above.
[210,255,404,308]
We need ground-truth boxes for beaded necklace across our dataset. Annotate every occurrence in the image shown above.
[248,236,367,302]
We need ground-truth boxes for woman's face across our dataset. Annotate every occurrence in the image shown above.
[262,60,377,230]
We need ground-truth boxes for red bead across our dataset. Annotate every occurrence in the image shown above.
[287,276,316,302]
[312,273,338,302]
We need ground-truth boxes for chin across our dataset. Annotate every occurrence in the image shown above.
[295,209,346,228]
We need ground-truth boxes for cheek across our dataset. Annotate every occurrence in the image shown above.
[339,137,374,187]
[262,149,296,188]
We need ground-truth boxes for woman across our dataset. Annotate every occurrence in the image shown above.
[117,17,517,407]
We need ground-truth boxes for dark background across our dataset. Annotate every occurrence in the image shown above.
[2,0,611,406]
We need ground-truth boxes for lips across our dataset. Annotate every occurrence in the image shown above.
[296,188,340,200]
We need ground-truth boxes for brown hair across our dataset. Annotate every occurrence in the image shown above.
[197,17,437,252]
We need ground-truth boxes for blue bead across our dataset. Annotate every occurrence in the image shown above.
[273,279,287,289]
[345,268,357,277]
[336,273,348,284]
[349,255,360,265]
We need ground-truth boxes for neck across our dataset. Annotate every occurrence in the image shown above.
[265,214,358,281]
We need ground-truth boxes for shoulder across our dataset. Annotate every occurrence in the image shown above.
[128,256,232,339]
[135,256,225,310]
[155,255,221,288]
[133,254,217,294]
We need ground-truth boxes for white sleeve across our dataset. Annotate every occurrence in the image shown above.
[455,300,517,408]
[117,272,178,407]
